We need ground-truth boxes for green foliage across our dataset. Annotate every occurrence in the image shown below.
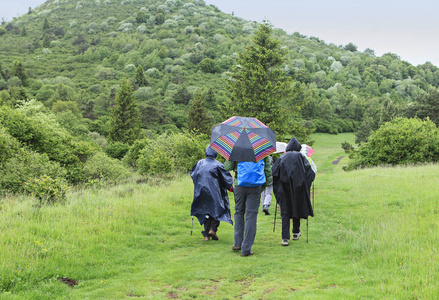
[105,141,130,159]
[345,117,439,170]
[108,79,142,145]
[123,138,150,169]
[82,152,131,181]
[42,17,50,30]
[24,175,69,205]
[173,85,191,105]
[42,34,50,48]
[0,126,21,164]
[187,90,213,135]
[137,132,208,175]
[135,64,147,87]
[198,58,217,73]
[341,141,354,154]
[224,21,300,136]
[406,88,439,126]
[11,60,28,87]
[0,149,66,194]
[0,101,98,188]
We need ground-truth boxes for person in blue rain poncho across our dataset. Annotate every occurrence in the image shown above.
[190,147,234,241]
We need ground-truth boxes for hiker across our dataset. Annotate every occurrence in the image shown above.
[272,138,315,246]
[261,155,274,215]
[224,156,272,256]
[190,147,234,241]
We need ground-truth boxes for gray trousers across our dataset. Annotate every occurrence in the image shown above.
[234,185,262,255]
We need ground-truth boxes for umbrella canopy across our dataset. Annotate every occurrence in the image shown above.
[274,142,287,153]
[209,116,276,162]
[300,144,314,157]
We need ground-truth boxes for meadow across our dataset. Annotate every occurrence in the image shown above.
[1,133,438,299]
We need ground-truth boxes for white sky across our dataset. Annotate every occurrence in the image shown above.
[1,0,439,66]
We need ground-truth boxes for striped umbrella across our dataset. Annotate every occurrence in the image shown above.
[209,116,276,162]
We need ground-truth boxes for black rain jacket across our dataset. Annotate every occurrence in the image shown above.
[272,138,315,219]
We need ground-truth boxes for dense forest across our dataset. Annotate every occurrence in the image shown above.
[1,0,439,195]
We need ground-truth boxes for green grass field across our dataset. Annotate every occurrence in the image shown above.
[1,133,438,299]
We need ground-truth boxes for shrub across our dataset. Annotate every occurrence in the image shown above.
[105,142,130,159]
[345,117,439,170]
[0,150,66,194]
[137,132,208,175]
[123,138,150,168]
[0,127,21,164]
[24,175,69,205]
[82,152,131,181]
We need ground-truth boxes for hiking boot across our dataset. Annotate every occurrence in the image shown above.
[281,239,289,246]
[203,236,209,241]
[241,251,254,257]
[292,231,301,241]
[232,245,241,251]
[262,205,270,215]
[209,230,219,240]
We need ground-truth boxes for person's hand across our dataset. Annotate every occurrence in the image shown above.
[228,186,234,193]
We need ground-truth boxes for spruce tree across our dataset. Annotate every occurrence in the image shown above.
[108,79,142,145]
[11,60,28,87]
[42,17,50,30]
[224,21,296,135]
[42,34,50,48]
[135,65,147,87]
[187,90,213,135]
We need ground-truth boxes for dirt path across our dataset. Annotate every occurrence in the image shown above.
[331,156,346,165]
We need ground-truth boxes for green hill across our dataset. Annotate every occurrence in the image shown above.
[1,0,439,134]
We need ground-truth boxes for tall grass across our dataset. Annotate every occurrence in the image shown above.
[1,133,438,299]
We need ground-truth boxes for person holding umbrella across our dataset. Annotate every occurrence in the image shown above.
[224,157,272,256]
[272,137,315,246]
[190,147,234,241]
[208,116,276,256]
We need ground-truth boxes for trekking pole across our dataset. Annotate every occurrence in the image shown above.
[190,216,194,236]
[312,182,315,208]
[306,218,309,243]
[273,201,278,232]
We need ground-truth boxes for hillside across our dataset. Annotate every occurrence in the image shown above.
[1,0,439,135]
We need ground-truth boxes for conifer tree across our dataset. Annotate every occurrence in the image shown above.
[42,17,50,30]
[108,79,142,145]
[224,21,297,135]
[187,90,213,135]
[135,65,147,87]
[11,60,28,87]
[42,34,50,48]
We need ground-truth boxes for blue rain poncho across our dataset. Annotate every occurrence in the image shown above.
[190,147,234,225]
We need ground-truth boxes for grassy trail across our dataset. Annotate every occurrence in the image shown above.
[1,133,438,299]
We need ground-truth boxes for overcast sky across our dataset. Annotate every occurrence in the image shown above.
[2,0,438,67]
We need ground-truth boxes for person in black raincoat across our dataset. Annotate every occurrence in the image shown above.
[272,137,315,246]
[190,147,234,241]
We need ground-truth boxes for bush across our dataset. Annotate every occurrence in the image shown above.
[82,152,131,181]
[105,142,130,159]
[137,132,208,175]
[0,127,21,164]
[24,175,69,205]
[345,117,439,170]
[0,102,99,184]
[123,139,150,168]
[0,150,66,194]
